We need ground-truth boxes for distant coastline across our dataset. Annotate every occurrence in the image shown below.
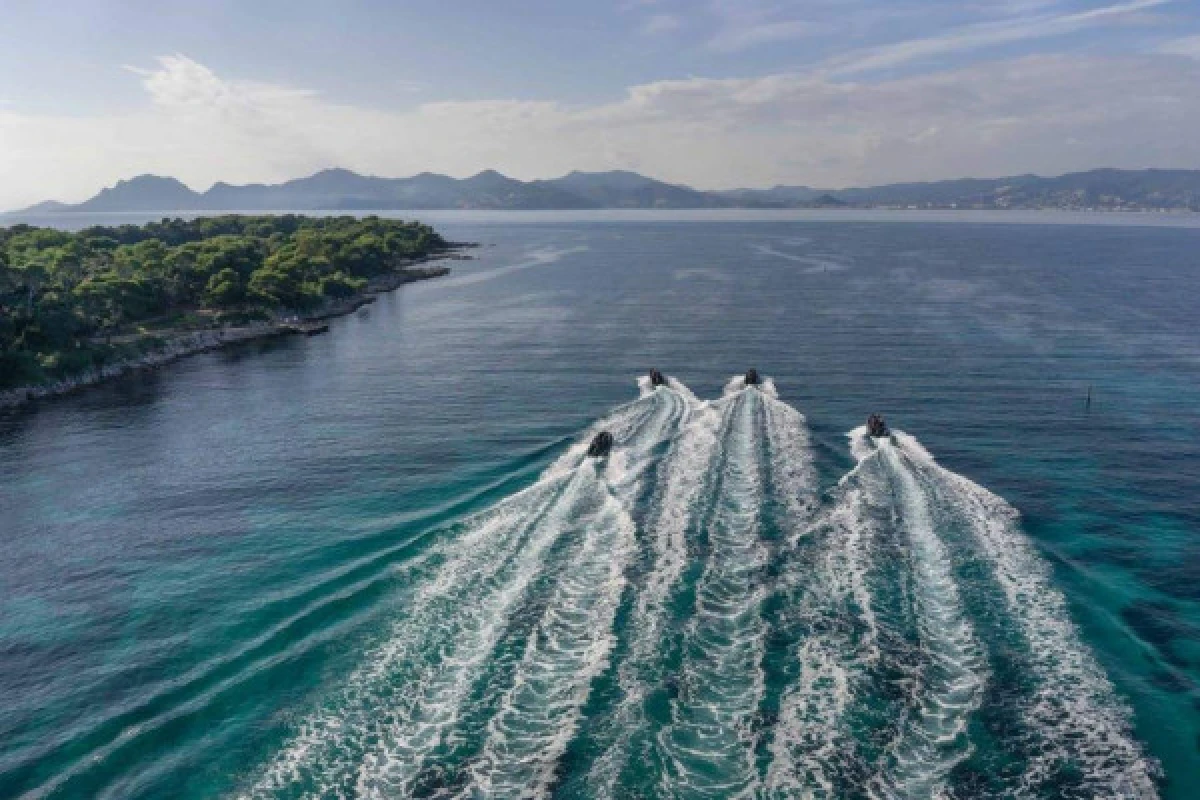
[10,166,1200,215]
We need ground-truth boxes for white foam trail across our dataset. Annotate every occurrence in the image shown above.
[657,391,767,799]
[463,487,636,798]
[722,373,778,399]
[869,438,987,800]
[666,375,701,406]
[587,391,722,796]
[241,390,672,799]
[634,371,693,400]
[723,374,747,396]
[432,245,588,290]
[847,424,876,463]
[607,382,690,493]
[894,434,1159,798]
[763,414,876,798]
[759,392,853,799]
[766,486,881,798]
[352,472,598,798]
[769,638,850,798]
[750,243,851,273]
[459,386,692,798]
[760,393,815,531]
[242,474,575,799]
[635,389,719,628]
[354,390,683,796]
[542,393,660,483]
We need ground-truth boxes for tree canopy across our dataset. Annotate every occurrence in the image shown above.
[0,215,446,389]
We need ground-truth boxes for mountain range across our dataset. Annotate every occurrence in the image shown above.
[11,167,1200,214]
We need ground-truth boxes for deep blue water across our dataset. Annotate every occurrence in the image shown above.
[1,212,1198,798]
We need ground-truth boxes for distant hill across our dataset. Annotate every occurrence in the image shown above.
[11,167,1200,214]
[10,200,72,214]
[714,185,821,208]
[537,170,724,209]
[197,168,596,211]
[75,176,203,212]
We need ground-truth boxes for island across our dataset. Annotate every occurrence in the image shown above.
[0,215,466,408]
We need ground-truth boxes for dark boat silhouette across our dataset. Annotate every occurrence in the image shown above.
[744,368,761,386]
[866,414,889,438]
[649,369,668,387]
[586,431,614,458]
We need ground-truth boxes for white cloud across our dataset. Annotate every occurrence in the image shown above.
[2,52,1200,209]
[828,0,1174,75]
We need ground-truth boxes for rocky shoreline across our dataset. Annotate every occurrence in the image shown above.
[0,249,469,411]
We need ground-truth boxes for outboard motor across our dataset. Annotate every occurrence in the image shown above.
[744,368,761,386]
[866,414,889,438]
[649,369,668,388]
[586,431,614,458]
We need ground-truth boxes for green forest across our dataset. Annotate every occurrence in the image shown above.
[0,215,447,389]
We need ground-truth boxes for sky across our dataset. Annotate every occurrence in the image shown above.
[2,0,1200,209]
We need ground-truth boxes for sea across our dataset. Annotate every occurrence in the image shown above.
[1,210,1198,798]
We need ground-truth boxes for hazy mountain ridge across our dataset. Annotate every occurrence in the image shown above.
[14,167,1200,213]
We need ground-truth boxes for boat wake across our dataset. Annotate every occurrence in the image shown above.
[654,388,769,799]
[233,381,1158,800]
[885,431,1159,799]
[866,434,987,799]
[240,379,689,799]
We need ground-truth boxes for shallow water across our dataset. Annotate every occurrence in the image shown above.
[1,212,1198,798]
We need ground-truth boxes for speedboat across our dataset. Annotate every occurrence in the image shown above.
[744,368,761,386]
[866,414,889,438]
[649,369,668,387]
[586,431,614,458]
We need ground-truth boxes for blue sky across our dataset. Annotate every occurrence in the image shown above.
[2,0,1200,208]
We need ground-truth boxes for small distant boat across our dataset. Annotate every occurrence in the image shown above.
[866,414,889,438]
[744,368,761,386]
[649,369,668,387]
[586,431,614,458]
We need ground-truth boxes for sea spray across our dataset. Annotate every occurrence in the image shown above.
[765,483,880,798]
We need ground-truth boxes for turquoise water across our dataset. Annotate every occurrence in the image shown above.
[1,212,1198,798]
